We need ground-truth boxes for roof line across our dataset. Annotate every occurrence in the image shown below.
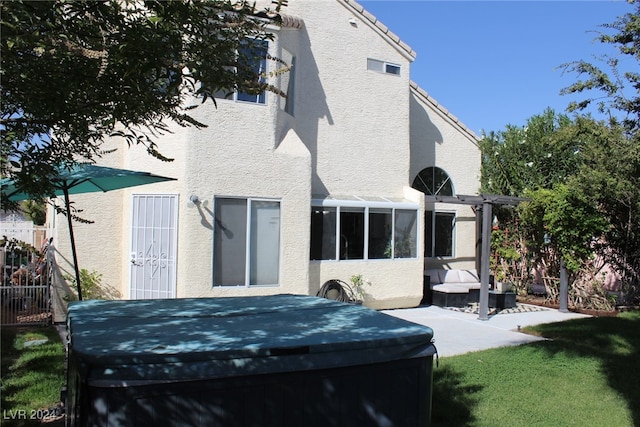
[410,81,480,144]
[339,0,417,60]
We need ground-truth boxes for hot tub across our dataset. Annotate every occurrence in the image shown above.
[65,294,436,426]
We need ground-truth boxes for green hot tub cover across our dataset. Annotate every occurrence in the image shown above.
[67,294,435,386]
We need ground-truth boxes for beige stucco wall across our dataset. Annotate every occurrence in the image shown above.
[409,89,482,272]
[50,0,481,310]
[284,0,414,197]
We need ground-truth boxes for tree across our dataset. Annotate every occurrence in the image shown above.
[519,185,607,274]
[1,0,288,201]
[569,117,640,299]
[480,111,612,301]
[480,110,583,287]
[480,108,578,197]
[560,2,640,133]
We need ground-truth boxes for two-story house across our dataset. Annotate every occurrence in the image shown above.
[50,0,481,313]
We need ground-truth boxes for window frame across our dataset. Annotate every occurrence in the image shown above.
[310,197,419,261]
[366,58,401,76]
[213,196,282,287]
[214,39,269,105]
[412,167,454,196]
[424,210,456,258]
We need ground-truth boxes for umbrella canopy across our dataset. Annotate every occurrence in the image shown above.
[1,164,176,201]
[1,164,176,300]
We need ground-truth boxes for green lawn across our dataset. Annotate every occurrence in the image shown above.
[1,311,639,426]
[431,310,640,426]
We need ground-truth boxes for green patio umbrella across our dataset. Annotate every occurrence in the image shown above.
[1,164,176,300]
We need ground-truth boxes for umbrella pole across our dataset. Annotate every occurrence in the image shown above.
[63,187,83,301]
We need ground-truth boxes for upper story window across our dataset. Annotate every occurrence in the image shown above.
[215,39,269,105]
[412,167,454,196]
[367,58,401,76]
[284,56,295,116]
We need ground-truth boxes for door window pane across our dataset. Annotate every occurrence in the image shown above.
[250,201,280,285]
[214,198,247,286]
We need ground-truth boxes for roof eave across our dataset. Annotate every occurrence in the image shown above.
[339,0,417,61]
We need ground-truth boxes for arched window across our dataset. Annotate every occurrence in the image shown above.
[411,167,454,196]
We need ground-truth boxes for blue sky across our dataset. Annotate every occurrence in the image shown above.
[359,1,633,135]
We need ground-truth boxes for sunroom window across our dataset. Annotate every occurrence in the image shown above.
[310,196,419,261]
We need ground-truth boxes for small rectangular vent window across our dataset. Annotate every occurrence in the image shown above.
[367,58,401,76]
[385,63,400,75]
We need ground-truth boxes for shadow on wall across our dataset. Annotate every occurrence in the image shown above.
[194,202,214,231]
[50,247,77,323]
[276,24,333,195]
[409,93,444,183]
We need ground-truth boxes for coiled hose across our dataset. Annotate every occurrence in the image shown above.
[316,279,352,302]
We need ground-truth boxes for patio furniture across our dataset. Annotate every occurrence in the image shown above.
[425,269,482,307]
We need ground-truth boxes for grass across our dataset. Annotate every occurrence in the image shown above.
[431,310,640,426]
[1,326,65,427]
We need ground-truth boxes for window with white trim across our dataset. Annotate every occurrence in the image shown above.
[367,58,401,76]
[425,211,455,258]
[213,197,281,286]
[310,198,418,261]
[412,167,456,258]
[215,39,269,105]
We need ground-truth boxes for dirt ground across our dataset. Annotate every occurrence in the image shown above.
[517,294,619,317]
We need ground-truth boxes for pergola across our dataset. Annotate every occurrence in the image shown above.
[425,194,528,320]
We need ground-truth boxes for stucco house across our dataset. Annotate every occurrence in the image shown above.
[50,0,481,312]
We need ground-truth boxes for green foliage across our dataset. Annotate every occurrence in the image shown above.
[489,228,522,283]
[0,236,37,254]
[559,2,640,133]
[63,268,120,300]
[480,108,578,197]
[520,185,607,272]
[480,107,639,304]
[348,274,370,302]
[480,109,595,286]
[570,118,640,289]
[20,200,47,225]
[1,0,289,201]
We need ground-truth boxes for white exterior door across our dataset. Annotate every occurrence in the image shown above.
[129,194,178,299]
